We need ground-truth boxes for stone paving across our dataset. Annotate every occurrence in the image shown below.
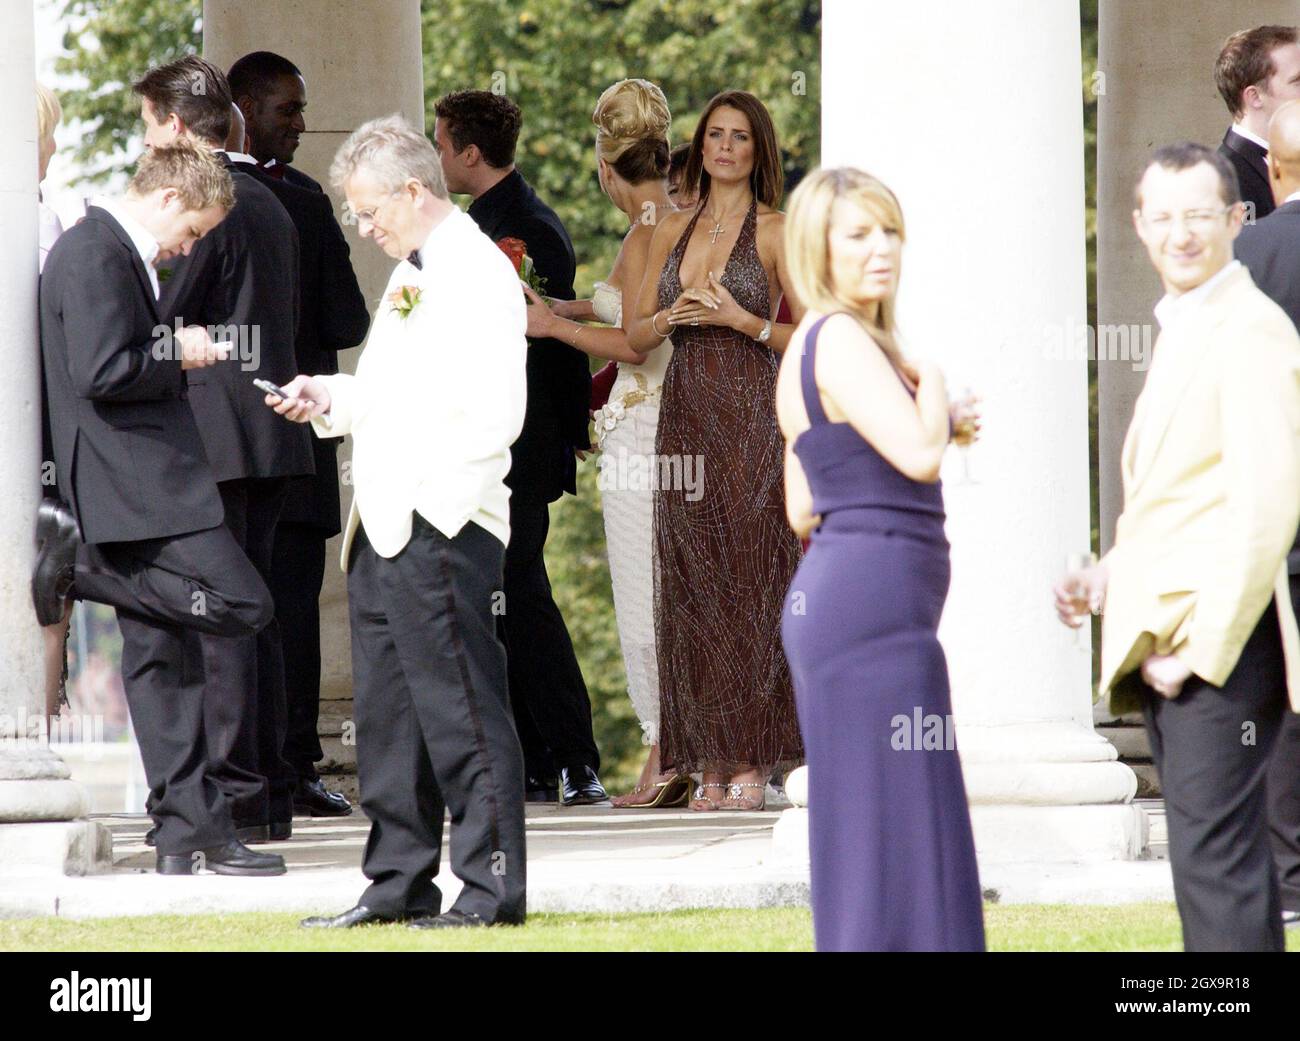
[0,798,1178,920]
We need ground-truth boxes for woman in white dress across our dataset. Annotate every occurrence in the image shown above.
[523,79,689,807]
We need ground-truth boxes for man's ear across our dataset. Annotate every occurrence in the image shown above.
[1270,153,1283,184]
[462,143,482,168]
[235,95,256,120]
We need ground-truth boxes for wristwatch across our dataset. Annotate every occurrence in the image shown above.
[756,319,773,344]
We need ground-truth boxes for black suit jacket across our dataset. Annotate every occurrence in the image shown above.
[468,170,590,503]
[159,154,313,484]
[39,207,224,544]
[1220,129,1275,221]
[235,161,370,533]
[1235,199,1300,572]
[279,164,322,193]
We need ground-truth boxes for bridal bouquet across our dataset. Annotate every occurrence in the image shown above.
[497,237,547,294]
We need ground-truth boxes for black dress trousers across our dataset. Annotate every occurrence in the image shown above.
[74,524,273,855]
[270,523,329,781]
[201,477,297,827]
[348,516,526,923]
[1141,601,1289,952]
[1268,574,1300,914]
[497,498,599,779]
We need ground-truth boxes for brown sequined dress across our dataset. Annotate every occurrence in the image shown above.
[654,200,804,775]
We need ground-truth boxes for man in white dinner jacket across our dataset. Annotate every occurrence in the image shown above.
[270,114,528,929]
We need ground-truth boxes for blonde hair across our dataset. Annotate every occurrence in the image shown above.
[129,138,235,212]
[785,166,906,366]
[592,79,670,184]
[36,81,61,141]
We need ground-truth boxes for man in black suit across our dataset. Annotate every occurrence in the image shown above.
[229,51,371,818]
[134,56,312,841]
[34,141,283,875]
[1215,25,1300,222]
[433,90,605,805]
[1233,98,1300,933]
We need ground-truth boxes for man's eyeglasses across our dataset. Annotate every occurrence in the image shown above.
[342,189,405,227]
[1139,206,1234,234]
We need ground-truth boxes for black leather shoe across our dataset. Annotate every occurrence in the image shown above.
[560,765,609,806]
[32,499,80,627]
[269,820,292,841]
[408,908,488,929]
[524,775,558,803]
[156,840,286,876]
[292,778,352,817]
[235,823,271,844]
[301,904,414,929]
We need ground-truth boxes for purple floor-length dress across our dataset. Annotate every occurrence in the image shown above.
[781,314,985,952]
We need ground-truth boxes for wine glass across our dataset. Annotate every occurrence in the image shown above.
[1063,551,1099,648]
[950,385,980,485]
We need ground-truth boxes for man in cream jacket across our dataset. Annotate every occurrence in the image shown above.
[269,115,528,930]
[1056,142,1300,951]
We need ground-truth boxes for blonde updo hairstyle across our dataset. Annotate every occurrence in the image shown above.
[785,166,906,368]
[592,78,671,185]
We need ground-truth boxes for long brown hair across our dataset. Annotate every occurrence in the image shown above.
[680,90,783,208]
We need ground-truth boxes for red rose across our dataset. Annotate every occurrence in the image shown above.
[496,237,527,275]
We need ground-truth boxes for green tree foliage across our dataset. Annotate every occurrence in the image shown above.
[423,0,821,293]
[54,0,202,179]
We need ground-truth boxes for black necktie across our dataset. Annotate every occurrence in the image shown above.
[407,250,422,270]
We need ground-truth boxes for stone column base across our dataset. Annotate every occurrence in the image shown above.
[0,820,113,876]
[769,802,1150,869]
[970,803,1149,863]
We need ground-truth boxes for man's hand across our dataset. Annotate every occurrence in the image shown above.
[177,325,230,370]
[1053,562,1108,627]
[266,374,331,424]
[1141,653,1193,699]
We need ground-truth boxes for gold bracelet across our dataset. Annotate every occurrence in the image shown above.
[651,309,670,338]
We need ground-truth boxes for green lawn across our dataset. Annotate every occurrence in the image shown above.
[7,903,1291,952]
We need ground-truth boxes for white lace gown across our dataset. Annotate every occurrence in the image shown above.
[591,281,673,745]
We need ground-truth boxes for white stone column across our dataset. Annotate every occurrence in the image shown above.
[805,0,1144,864]
[203,0,425,790]
[0,0,109,874]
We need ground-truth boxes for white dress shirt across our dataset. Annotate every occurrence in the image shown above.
[1153,260,1241,331]
[90,195,161,299]
[312,206,527,562]
[1230,123,1270,153]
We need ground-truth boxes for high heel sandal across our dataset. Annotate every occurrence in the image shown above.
[718,782,766,811]
[612,774,692,809]
[690,782,727,811]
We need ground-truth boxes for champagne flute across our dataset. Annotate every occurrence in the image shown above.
[1063,551,1099,648]
[950,385,979,486]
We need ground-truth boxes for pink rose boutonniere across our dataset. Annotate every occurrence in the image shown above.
[387,284,422,320]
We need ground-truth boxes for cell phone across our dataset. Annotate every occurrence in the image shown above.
[253,377,291,399]
[255,378,331,430]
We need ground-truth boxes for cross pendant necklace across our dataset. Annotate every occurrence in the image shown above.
[708,221,726,244]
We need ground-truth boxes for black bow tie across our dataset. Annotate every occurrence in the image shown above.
[407,251,422,270]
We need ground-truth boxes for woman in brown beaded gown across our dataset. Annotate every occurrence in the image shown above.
[626,91,804,810]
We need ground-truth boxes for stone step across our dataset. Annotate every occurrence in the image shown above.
[1098,725,1151,762]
